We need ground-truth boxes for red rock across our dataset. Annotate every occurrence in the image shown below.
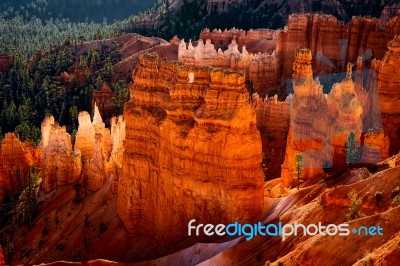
[117,53,264,249]
[0,133,38,203]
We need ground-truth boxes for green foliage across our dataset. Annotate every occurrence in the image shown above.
[0,15,116,58]
[293,153,304,190]
[17,165,40,225]
[346,189,364,221]
[345,132,359,167]
[393,195,400,206]
[111,80,130,116]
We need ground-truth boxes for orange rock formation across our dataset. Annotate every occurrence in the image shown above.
[40,116,82,192]
[179,39,279,95]
[0,133,38,202]
[117,53,264,249]
[40,105,124,193]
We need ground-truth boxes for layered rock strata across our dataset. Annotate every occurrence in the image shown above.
[201,13,400,83]
[117,53,264,247]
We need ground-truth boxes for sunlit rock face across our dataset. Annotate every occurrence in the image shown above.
[39,105,125,193]
[117,53,264,249]
[376,35,400,155]
[0,133,38,202]
[40,116,81,192]
[75,112,96,160]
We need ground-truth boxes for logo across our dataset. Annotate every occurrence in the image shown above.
[188,219,383,241]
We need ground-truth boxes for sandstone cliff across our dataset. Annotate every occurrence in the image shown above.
[117,53,264,250]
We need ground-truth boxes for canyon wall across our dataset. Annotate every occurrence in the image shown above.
[277,13,400,79]
[201,13,400,86]
[178,39,279,96]
[0,134,38,203]
[376,35,400,156]
[117,53,264,249]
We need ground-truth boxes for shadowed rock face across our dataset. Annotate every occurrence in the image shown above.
[376,35,400,156]
[117,53,264,250]
[280,48,381,187]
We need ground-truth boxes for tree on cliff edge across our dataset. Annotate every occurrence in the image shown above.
[345,132,359,168]
[294,153,304,190]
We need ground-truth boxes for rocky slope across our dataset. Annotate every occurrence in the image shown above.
[117,53,264,255]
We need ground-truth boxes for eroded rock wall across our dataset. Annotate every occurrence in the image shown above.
[117,53,264,247]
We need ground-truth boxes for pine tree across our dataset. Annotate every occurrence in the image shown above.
[345,132,359,168]
[294,153,304,190]
[322,160,333,181]
[17,166,40,226]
